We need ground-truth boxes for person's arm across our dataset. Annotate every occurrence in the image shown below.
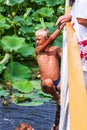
[56,14,72,27]
[35,23,65,54]
[77,18,87,27]
[75,0,87,27]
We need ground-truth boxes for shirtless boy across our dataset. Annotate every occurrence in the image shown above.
[35,24,64,102]
[35,24,64,130]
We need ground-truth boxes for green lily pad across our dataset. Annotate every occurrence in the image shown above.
[18,44,35,57]
[30,80,41,90]
[39,7,54,17]
[1,36,25,52]
[4,62,31,81]
[0,88,9,97]
[15,101,43,106]
[13,80,33,93]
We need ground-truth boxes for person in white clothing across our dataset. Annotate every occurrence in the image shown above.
[56,0,87,90]
[55,1,87,130]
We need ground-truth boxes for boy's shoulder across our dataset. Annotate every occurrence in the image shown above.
[50,46,59,50]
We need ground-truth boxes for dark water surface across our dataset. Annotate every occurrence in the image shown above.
[0,99,56,130]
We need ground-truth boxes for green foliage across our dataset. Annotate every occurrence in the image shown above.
[38,7,54,17]
[0,0,65,106]
[4,61,31,81]
[0,64,4,73]
[0,80,53,106]
[13,80,33,93]
[1,36,25,52]
[0,87,9,97]
[18,44,35,57]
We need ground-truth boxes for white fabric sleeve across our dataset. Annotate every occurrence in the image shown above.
[76,0,87,18]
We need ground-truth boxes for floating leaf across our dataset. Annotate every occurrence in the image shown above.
[13,80,33,93]
[30,80,41,90]
[11,85,53,106]
[15,101,43,106]
[12,93,50,106]
[0,88,9,97]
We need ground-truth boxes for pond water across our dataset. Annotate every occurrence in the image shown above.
[0,98,56,130]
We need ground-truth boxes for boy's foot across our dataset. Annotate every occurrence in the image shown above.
[51,124,59,130]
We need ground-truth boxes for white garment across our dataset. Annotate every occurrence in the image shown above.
[71,0,87,88]
[59,1,87,130]
[71,0,87,41]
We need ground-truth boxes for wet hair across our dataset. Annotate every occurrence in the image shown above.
[35,28,50,39]
[15,123,34,130]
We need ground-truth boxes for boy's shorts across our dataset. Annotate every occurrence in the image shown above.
[53,78,60,91]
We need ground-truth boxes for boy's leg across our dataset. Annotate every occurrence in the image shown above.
[41,78,59,102]
[41,79,61,130]
[51,83,61,130]
[51,104,60,130]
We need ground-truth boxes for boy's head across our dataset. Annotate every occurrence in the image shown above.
[35,28,50,38]
[35,28,50,46]
[15,123,34,130]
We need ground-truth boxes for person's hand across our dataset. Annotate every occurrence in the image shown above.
[56,14,72,27]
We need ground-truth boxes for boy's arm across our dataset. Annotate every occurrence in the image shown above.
[35,23,65,54]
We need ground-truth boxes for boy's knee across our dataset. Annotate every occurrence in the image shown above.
[42,78,53,87]
[41,78,53,93]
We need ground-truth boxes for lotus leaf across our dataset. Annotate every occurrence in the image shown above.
[12,92,52,106]
[0,64,5,74]
[31,0,43,4]
[46,0,61,6]
[52,35,63,48]
[0,88,9,97]
[13,80,33,93]
[30,80,41,90]
[1,36,25,52]
[0,22,10,28]
[4,62,31,81]
[39,7,54,17]
[15,101,43,106]
[0,6,5,13]
[13,16,24,23]
[0,14,6,23]
[7,0,24,6]
[18,44,35,57]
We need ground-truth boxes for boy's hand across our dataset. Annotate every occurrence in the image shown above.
[57,23,65,30]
